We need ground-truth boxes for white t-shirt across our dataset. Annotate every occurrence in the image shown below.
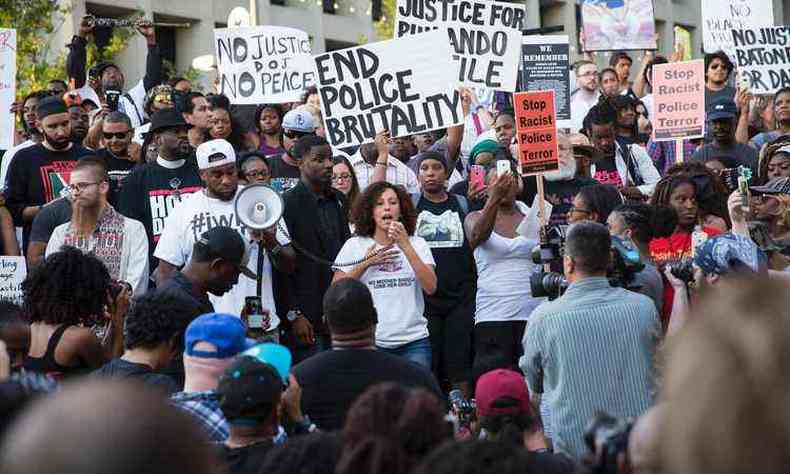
[335,235,435,348]
[153,188,289,330]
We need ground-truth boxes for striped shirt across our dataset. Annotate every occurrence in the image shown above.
[520,277,660,460]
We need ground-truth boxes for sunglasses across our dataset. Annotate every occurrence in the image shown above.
[284,130,309,140]
[103,131,129,140]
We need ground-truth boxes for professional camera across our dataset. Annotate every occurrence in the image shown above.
[448,389,476,431]
[583,411,635,474]
[667,258,694,284]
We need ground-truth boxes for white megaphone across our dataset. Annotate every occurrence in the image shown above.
[234,183,284,231]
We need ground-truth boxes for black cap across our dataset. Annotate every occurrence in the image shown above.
[323,279,377,335]
[197,227,256,279]
[148,107,192,134]
[36,96,68,120]
[414,151,448,171]
[707,98,738,121]
[217,356,282,422]
[750,177,790,195]
[91,62,120,78]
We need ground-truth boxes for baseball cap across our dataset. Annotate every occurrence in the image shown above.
[243,343,292,384]
[707,98,737,121]
[148,108,192,134]
[282,109,315,134]
[475,369,531,418]
[197,227,256,279]
[196,139,236,170]
[217,356,282,422]
[36,96,68,120]
[185,313,256,359]
[750,177,790,195]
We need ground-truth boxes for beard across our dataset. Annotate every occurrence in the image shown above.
[44,132,71,150]
[544,159,578,182]
[174,141,193,160]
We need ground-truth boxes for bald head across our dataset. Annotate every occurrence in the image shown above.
[0,380,219,474]
[629,404,665,474]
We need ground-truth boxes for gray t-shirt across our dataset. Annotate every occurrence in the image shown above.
[691,143,758,171]
[29,197,72,243]
[630,263,664,315]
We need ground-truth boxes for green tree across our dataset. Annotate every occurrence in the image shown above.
[374,0,396,40]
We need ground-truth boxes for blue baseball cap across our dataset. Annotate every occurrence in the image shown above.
[707,98,737,121]
[185,313,256,359]
[243,343,292,384]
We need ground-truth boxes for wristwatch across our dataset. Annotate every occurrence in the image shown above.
[286,310,303,322]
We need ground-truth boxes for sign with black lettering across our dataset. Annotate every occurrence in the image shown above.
[514,91,559,176]
[702,0,773,57]
[580,0,656,51]
[0,257,26,305]
[521,35,570,125]
[313,30,463,148]
[731,27,790,95]
[214,26,315,104]
[652,60,705,141]
[395,0,525,91]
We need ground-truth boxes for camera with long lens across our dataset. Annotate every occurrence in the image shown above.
[584,411,635,474]
[667,258,694,284]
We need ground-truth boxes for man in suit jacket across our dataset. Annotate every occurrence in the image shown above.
[279,135,350,363]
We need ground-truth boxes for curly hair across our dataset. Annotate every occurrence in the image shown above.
[259,432,341,474]
[254,103,284,133]
[351,182,417,237]
[123,290,202,351]
[205,94,247,151]
[576,184,623,224]
[758,135,790,185]
[704,50,734,79]
[22,246,110,325]
[341,383,451,474]
[663,161,731,226]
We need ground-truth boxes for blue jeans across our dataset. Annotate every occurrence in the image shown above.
[378,337,432,369]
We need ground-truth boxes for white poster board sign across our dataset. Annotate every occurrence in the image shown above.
[0,256,26,304]
[0,29,16,151]
[313,30,463,148]
[732,27,790,95]
[214,26,315,104]
[702,0,774,57]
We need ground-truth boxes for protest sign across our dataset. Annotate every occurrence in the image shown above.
[580,0,656,51]
[0,29,16,150]
[731,27,790,95]
[651,60,705,141]
[674,26,692,61]
[702,0,773,57]
[313,30,463,148]
[0,257,26,304]
[521,35,570,125]
[395,0,525,91]
[513,90,559,176]
[214,26,314,104]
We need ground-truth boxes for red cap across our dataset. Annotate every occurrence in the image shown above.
[475,369,531,417]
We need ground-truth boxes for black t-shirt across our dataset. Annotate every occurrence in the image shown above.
[218,440,275,474]
[520,176,599,228]
[159,271,214,315]
[415,194,476,314]
[529,451,576,474]
[267,154,301,194]
[705,86,736,114]
[91,149,139,207]
[93,358,179,394]
[592,156,622,187]
[29,196,72,243]
[293,349,442,431]
[117,160,202,267]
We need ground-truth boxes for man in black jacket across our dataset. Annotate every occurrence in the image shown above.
[280,135,350,363]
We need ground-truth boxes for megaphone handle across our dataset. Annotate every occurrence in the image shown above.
[256,244,264,299]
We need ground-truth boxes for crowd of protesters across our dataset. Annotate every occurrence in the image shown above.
[1,13,790,474]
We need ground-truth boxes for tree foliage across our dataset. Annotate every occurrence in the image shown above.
[374,0,396,40]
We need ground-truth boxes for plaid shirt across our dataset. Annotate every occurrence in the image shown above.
[646,138,697,176]
[171,390,229,442]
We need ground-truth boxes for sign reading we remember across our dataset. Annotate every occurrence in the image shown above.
[732,27,790,95]
[0,257,26,304]
[652,60,705,141]
[513,91,559,176]
[214,26,314,104]
[702,0,773,56]
[521,35,570,124]
[314,30,463,148]
[0,29,16,150]
[395,0,525,91]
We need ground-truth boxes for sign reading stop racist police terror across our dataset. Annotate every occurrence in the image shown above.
[514,91,559,176]
[214,26,315,105]
[395,0,525,91]
[313,30,463,148]
[652,60,705,141]
[732,26,790,95]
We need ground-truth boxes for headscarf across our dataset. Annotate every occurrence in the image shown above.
[470,139,499,165]
[693,233,767,275]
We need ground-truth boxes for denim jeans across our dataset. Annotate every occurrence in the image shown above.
[378,337,432,369]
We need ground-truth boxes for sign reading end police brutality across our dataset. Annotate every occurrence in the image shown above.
[314,30,463,148]
[395,0,525,91]
[652,60,705,141]
[214,26,314,104]
[514,91,559,176]
[732,27,790,95]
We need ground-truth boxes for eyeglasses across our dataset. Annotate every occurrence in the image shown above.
[103,131,129,140]
[332,174,351,182]
[284,130,309,140]
[66,181,103,193]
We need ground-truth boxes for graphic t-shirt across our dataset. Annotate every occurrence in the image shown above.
[267,154,301,194]
[335,235,435,348]
[153,188,289,328]
[592,156,623,187]
[117,160,202,266]
[92,149,139,207]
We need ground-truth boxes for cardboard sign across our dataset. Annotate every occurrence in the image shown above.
[651,60,705,141]
[580,0,656,51]
[521,35,570,124]
[514,91,559,176]
[732,27,790,95]
[702,0,773,57]
[395,0,525,91]
[313,30,463,148]
[214,26,315,104]
[0,257,26,304]
[674,26,693,62]
[0,29,16,151]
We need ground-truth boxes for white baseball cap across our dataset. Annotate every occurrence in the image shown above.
[196,139,236,170]
[282,109,315,133]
